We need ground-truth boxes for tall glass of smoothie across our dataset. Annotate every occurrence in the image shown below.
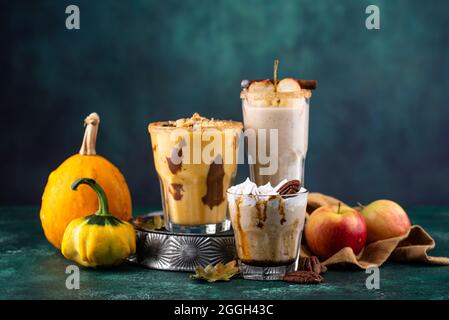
[241,62,316,186]
[148,113,243,234]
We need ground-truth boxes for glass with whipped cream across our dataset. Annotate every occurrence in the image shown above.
[241,61,316,186]
[149,113,243,234]
[227,178,308,280]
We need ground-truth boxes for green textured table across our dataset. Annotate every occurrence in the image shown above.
[1,207,448,300]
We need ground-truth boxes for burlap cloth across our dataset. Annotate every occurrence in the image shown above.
[301,193,449,269]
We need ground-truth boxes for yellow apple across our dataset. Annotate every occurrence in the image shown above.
[361,199,411,243]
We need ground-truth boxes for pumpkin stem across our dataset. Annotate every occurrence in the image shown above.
[71,178,110,216]
[79,113,100,156]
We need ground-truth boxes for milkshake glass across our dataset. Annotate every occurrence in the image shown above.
[227,179,308,280]
[241,78,314,186]
[149,113,242,234]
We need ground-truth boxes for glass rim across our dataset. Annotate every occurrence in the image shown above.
[226,188,308,197]
[240,89,312,100]
[148,121,243,132]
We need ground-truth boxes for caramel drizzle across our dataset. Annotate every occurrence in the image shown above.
[235,197,250,259]
[279,199,286,225]
[255,200,268,229]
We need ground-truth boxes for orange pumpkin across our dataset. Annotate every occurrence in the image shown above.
[40,113,132,249]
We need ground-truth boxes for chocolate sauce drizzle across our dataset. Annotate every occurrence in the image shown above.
[202,155,225,209]
[166,148,183,174]
[169,183,184,201]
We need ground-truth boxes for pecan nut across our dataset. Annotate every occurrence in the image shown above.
[297,256,327,274]
[277,180,301,196]
[283,271,323,284]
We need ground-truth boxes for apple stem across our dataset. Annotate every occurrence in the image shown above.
[273,59,279,92]
[357,202,365,210]
[337,202,341,214]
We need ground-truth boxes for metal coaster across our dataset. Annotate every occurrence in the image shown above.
[128,212,237,272]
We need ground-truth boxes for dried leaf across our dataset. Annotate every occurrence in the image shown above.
[190,260,240,283]
[134,215,164,231]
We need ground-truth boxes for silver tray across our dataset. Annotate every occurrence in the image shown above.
[128,212,237,272]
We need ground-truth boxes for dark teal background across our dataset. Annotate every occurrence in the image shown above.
[1,0,448,207]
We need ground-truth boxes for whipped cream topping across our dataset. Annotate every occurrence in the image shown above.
[227,178,308,233]
[227,178,305,196]
[227,178,274,195]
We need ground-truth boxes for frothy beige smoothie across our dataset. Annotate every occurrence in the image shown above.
[241,62,316,186]
[242,91,310,186]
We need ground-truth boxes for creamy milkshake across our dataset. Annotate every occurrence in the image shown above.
[241,61,316,186]
[227,178,308,280]
[149,113,243,233]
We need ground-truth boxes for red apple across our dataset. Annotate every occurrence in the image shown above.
[361,199,411,243]
[305,204,367,260]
